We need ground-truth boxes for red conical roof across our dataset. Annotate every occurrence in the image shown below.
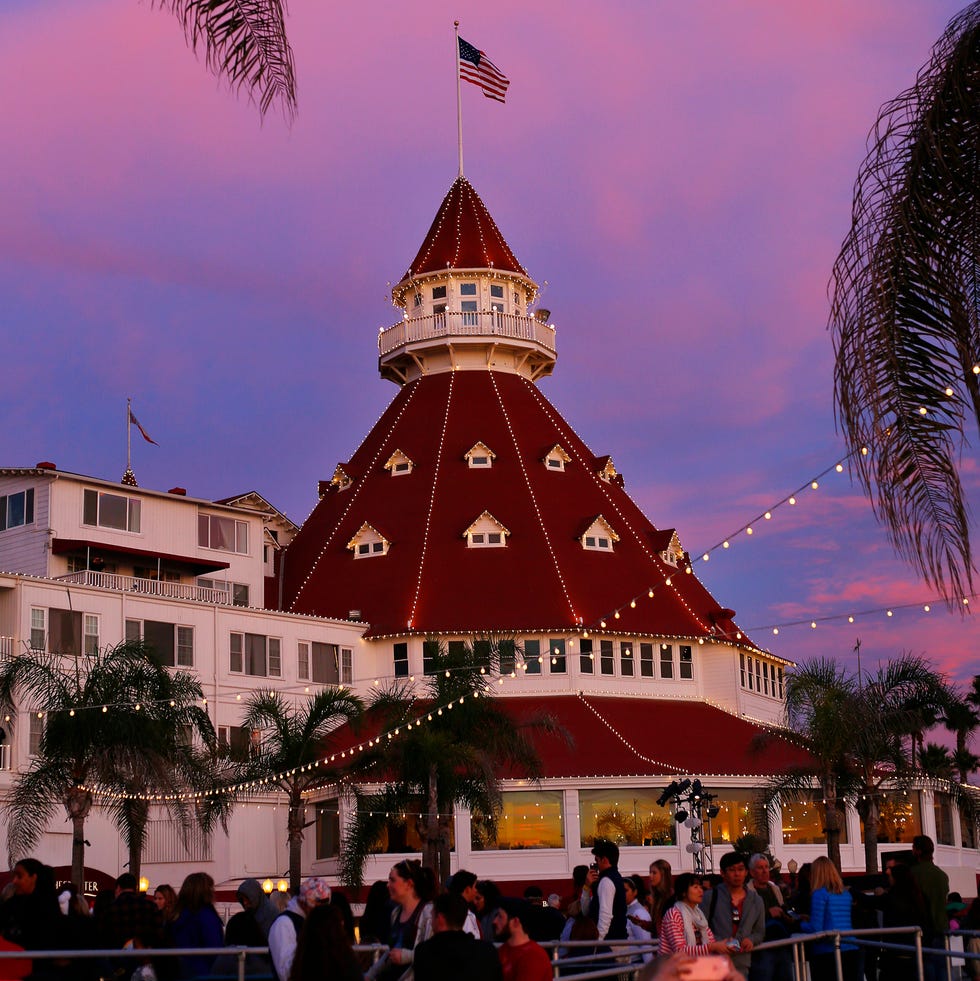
[402,176,526,280]
[282,370,754,649]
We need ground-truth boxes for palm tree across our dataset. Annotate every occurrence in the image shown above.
[240,687,364,894]
[918,742,955,780]
[941,694,980,783]
[829,4,980,602]
[157,1,295,119]
[759,653,949,873]
[0,641,217,889]
[754,658,856,871]
[340,640,565,889]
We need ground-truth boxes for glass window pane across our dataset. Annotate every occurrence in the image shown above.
[640,643,654,677]
[523,639,541,674]
[600,640,614,675]
[472,791,564,850]
[549,639,566,674]
[128,498,141,533]
[460,283,477,295]
[934,794,955,846]
[679,646,693,679]
[99,493,128,530]
[316,801,341,859]
[7,493,24,528]
[660,644,674,678]
[579,638,594,674]
[708,789,765,845]
[781,793,848,845]
[245,633,266,676]
[859,791,922,844]
[579,788,675,847]
[620,642,634,676]
[177,626,194,667]
[960,806,977,849]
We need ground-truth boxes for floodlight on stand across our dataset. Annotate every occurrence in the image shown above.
[676,779,692,793]
[674,809,688,823]
[707,805,720,819]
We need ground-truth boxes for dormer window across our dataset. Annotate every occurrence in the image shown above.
[465,442,496,468]
[660,530,683,567]
[460,283,477,296]
[595,457,618,482]
[463,512,510,548]
[580,516,619,552]
[384,450,414,477]
[347,522,391,559]
[543,444,571,472]
[330,465,354,492]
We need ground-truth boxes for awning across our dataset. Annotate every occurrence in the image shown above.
[52,538,230,575]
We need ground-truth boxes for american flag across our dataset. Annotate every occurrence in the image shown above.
[458,36,510,103]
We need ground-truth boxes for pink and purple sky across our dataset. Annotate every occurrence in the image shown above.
[1,2,976,688]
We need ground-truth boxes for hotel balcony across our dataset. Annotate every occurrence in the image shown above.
[56,570,232,605]
[378,311,557,383]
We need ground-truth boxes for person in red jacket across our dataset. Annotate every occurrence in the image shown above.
[493,898,553,981]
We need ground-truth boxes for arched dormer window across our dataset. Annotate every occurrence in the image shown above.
[543,444,571,472]
[580,515,619,552]
[465,442,495,469]
[463,511,509,548]
[347,522,391,559]
[384,450,414,477]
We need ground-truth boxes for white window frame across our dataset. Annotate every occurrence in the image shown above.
[83,489,141,533]
[229,632,281,677]
[0,489,35,532]
[341,648,353,685]
[198,513,249,554]
[465,443,496,469]
[298,642,310,680]
[30,608,46,652]
[83,615,99,656]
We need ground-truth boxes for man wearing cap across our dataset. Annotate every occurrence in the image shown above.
[584,838,628,944]
[268,876,331,981]
[493,898,552,981]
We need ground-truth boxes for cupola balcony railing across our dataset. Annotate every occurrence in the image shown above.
[55,570,232,605]
[379,310,556,357]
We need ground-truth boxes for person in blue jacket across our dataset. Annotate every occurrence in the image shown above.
[799,856,860,981]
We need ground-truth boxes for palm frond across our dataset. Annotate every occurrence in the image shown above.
[155,0,296,119]
[829,3,980,601]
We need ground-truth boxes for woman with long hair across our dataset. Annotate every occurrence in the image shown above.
[370,860,434,981]
[171,872,224,979]
[799,856,859,981]
[657,873,732,958]
[152,885,178,927]
[647,860,673,936]
[289,903,362,981]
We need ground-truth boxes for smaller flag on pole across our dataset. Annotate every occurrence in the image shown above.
[129,407,158,445]
[458,36,510,103]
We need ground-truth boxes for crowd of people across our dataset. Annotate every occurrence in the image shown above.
[0,834,974,981]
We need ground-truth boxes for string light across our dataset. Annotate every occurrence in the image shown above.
[747,594,976,634]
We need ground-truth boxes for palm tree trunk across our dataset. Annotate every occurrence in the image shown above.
[66,786,93,891]
[860,797,881,874]
[127,799,150,884]
[287,786,305,895]
[825,803,843,872]
[424,766,442,886]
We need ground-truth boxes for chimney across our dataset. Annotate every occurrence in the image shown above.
[167,487,187,496]
[35,461,56,470]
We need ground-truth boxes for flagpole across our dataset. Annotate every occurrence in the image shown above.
[454,21,464,177]
[126,397,132,474]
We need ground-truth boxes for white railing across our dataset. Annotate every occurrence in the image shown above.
[0,744,10,771]
[379,310,557,356]
[0,636,15,659]
[55,571,231,605]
